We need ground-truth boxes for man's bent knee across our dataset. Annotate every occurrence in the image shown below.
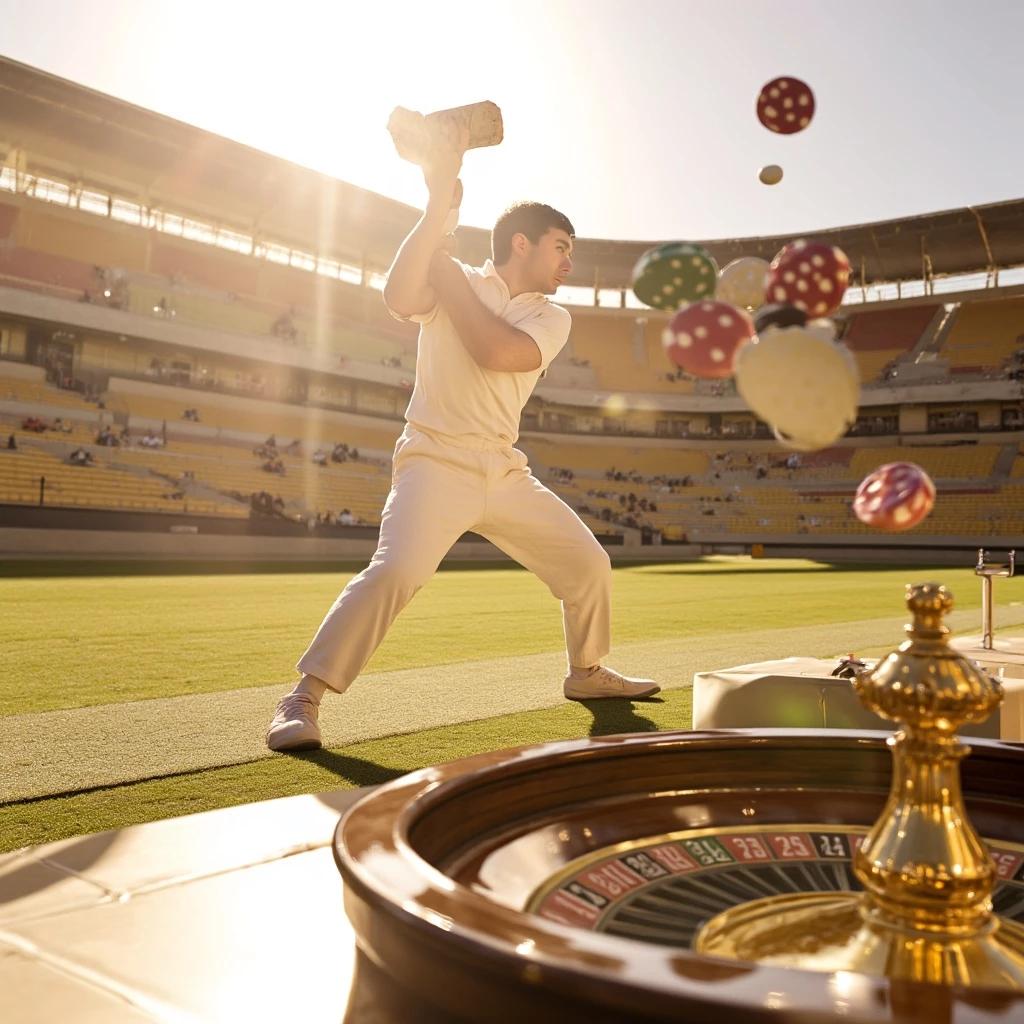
[363,552,437,595]
[550,542,611,602]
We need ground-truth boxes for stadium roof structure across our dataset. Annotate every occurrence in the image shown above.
[2,55,1023,291]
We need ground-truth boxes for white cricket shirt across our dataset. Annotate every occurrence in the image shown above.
[403,259,571,445]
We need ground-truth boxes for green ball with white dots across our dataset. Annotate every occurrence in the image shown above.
[631,242,719,311]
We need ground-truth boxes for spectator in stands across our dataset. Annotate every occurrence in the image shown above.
[339,509,355,526]
[272,308,298,344]
[312,450,328,466]
[69,447,93,465]
[285,439,302,456]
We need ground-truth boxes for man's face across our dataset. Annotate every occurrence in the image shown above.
[522,228,574,295]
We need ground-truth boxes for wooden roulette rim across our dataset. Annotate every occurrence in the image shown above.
[334,728,1024,1022]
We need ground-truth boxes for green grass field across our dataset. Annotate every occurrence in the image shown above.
[3,557,1022,851]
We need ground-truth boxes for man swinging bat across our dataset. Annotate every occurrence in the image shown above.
[267,106,658,752]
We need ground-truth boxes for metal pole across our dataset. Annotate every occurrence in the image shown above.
[975,548,1017,651]
[39,475,45,506]
[982,574,994,650]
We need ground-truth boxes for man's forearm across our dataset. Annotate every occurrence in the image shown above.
[431,266,516,367]
[382,199,451,311]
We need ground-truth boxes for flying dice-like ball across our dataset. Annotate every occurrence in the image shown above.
[757,77,815,134]
[662,300,755,379]
[765,240,851,318]
[759,164,783,185]
[733,321,859,451]
[632,242,718,312]
[716,257,770,311]
[853,462,936,532]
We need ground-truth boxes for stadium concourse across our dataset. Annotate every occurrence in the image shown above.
[2,55,1024,1024]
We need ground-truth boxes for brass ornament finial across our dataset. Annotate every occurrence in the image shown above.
[695,582,1024,988]
[854,582,1003,737]
[852,584,1004,936]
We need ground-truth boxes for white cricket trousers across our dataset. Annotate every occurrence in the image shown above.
[297,425,612,693]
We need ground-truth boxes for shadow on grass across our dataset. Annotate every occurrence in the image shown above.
[284,748,408,787]
[578,696,664,737]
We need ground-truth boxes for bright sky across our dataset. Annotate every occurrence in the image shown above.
[1,0,1022,242]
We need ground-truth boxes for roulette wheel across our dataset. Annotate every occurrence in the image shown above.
[335,584,1024,1022]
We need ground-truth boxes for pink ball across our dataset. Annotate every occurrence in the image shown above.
[853,462,936,532]
[662,300,755,379]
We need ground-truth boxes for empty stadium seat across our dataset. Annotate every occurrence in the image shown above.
[942,297,1024,369]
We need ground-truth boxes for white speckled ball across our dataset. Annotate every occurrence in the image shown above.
[734,326,860,451]
[717,257,770,311]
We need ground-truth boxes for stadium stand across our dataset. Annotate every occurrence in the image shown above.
[847,444,1000,480]
[105,381,403,453]
[4,362,1022,545]
[0,55,1021,557]
[1,371,101,413]
[843,305,941,383]
[565,316,695,395]
[522,439,708,477]
[0,441,244,516]
[941,296,1024,371]
[1010,444,1024,478]
[0,245,97,299]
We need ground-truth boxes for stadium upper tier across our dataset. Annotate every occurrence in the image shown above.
[2,55,1024,296]
[4,192,1022,394]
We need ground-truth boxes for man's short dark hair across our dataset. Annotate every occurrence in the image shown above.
[492,202,575,264]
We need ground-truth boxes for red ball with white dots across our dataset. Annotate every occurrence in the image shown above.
[662,300,755,379]
[765,240,851,318]
[853,462,936,532]
[757,76,815,134]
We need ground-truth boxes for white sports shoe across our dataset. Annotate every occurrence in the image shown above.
[266,692,322,752]
[563,666,661,701]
